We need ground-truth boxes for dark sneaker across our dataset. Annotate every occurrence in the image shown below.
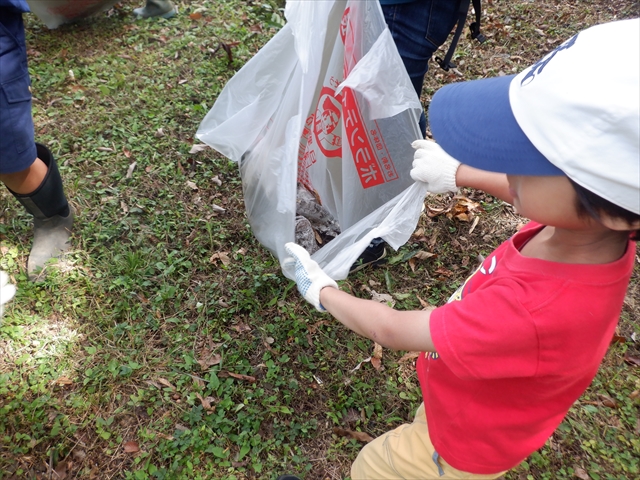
[349,237,387,273]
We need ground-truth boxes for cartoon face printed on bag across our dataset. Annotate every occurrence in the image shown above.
[320,98,340,135]
[314,89,343,158]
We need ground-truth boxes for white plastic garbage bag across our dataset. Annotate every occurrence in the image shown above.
[26,0,119,29]
[197,0,429,280]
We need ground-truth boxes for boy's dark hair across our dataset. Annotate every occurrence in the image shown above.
[569,178,640,241]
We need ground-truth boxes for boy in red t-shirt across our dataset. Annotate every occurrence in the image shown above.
[282,18,639,479]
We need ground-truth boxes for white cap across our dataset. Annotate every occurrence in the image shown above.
[430,18,640,215]
[510,19,640,214]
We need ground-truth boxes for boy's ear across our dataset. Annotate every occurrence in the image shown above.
[599,215,640,232]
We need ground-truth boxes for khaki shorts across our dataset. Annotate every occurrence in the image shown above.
[351,403,506,480]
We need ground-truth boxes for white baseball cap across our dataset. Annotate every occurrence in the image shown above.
[429,18,640,214]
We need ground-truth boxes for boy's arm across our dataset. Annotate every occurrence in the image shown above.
[284,243,436,352]
[411,140,514,203]
[456,164,513,204]
[319,287,436,352]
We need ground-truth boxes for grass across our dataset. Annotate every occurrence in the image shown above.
[0,0,639,479]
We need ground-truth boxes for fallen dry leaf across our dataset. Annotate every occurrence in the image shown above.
[398,351,421,363]
[156,378,176,390]
[624,354,640,367]
[427,196,484,222]
[197,353,222,370]
[600,395,618,408]
[333,427,374,443]
[408,257,417,272]
[210,252,231,266]
[416,294,431,310]
[350,357,371,372]
[231,323,251,333]
[468,215,480,234]
[610,334,626,344]
[72,449,86,461]
[218,41,237,65]
[219,371,256,383]
[414,250,435,260]
[426,205,446,217]
[211,175,222,186]
[307,320,329,335]
[370,290,394,306]
[370,357,381,370]
[574,467,590,480]
[126,161,136,179]
[434,267,453,277]
[196,393,216,411]
[54,376,74,387]
[186,180,198,191]
[371,343,383,371]
[54,460,69,479]
[189,144,210,154]
[123,441,140,453]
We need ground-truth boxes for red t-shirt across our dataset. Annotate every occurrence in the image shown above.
[418,222,636,474]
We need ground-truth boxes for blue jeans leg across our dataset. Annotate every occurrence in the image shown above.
[0,9,36,173]
[381,0,460,135]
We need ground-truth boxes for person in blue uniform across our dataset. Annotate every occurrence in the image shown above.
[380,0,461,135]
[0,0,74,279]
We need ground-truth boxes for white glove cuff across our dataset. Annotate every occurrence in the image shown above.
[440,157,460,192]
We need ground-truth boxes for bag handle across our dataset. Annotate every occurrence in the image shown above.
[436,0,485,71]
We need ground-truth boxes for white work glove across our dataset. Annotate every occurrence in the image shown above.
[284,242,338,312]
[410,140,461,193]
[0,271,16,319]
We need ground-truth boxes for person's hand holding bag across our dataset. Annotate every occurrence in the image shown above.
[284,243,338,312]
[0,271,16,320]
[411,140,461,193]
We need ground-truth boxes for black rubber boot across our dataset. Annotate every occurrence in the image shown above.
[10,143,74,280]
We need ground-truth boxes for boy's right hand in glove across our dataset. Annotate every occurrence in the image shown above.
[411,140,461,193]
[284,242,338,312]
[0,271,16,320]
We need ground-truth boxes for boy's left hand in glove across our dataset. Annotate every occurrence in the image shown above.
[410,139,460,193]
[284,242,338,312]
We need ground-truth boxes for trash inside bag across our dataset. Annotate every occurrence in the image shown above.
[27,0,119,29]
[197,0,428,280]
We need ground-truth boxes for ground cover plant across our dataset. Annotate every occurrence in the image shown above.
[0,0,638,479]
